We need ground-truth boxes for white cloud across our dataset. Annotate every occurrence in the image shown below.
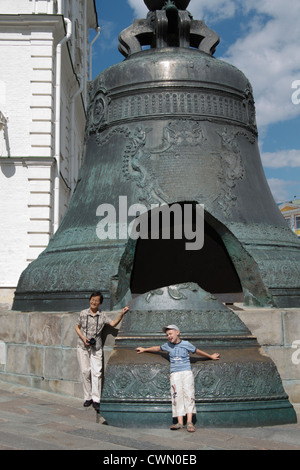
[219,0,300,128]
[97,19,119,52]
[188,0,237,23]
[127,0,147,18]
[127,0,237,22]
[262,150,300,168]
[267,178,292,203]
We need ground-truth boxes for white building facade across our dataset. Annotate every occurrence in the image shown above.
[0,0,99,308]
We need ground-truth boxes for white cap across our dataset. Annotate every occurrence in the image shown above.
[162,324,180,333]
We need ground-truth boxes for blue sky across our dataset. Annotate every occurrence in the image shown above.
[91,0,300,203]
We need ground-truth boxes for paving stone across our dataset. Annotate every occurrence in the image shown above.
[0,380,299,451]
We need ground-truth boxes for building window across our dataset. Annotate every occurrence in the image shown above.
[296,216,300,230]
[284,216,291,227]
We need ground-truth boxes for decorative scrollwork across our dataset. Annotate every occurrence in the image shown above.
[102,361,287,402]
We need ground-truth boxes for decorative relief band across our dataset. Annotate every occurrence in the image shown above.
[15,249,122,293]
[120,309,249,335]
[86,87,257,136]
[101,361,287,402]
[108,91,246,122]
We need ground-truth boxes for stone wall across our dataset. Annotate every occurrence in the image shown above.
[0,310,121,398]
[0,308,299,405]
[236,308,300,405]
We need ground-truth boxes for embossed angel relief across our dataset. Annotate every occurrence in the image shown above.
[162,120,206,147]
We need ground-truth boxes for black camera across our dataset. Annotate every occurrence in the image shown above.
[87,337,96,346]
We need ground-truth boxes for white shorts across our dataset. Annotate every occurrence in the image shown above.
[170,370,196,418]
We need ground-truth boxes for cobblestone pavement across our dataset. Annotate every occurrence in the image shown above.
[0,380,299,452]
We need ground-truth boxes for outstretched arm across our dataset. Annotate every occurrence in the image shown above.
[109,306,129,328]
[195,349,220,360]
[136,346,161,354]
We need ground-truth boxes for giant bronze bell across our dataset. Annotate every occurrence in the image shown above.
[13,0,298,426]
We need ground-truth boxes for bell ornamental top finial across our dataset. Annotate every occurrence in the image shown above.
[120,0,219,58]
[144,0,190,10]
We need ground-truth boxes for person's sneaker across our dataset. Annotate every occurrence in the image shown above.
[93,401,100,412]
[83,399,93,407]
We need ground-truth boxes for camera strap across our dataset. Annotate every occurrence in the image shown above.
[86,312,99,338]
